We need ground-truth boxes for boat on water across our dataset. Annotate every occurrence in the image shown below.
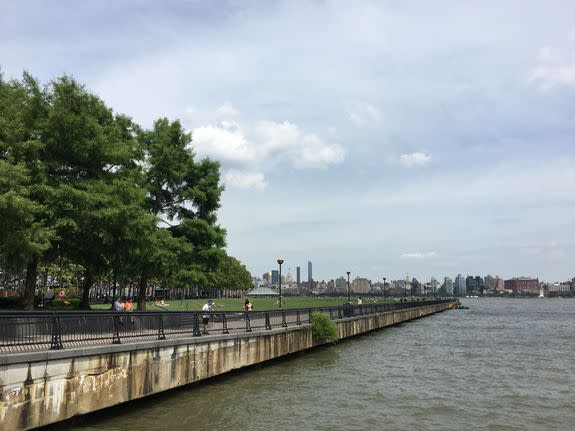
[451,301,469,310]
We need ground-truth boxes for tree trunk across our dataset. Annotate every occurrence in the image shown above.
[23,255,39,310]
[111,271,117,310]
[79,265,93,310]
[137,269,148,310]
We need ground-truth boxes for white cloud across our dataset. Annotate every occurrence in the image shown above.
[193,123,256,163]
[216,101,239,119]
[193,117,344,172]
[295,135,345,169]
[347,103,383,128]
[253,120,301,154]
[529,32,575,90]
[399,152,431,167]
[529,64,575,90]
[400,252,437,259]
[224,169,267,190]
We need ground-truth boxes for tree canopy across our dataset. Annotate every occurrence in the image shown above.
[0,72,252,309]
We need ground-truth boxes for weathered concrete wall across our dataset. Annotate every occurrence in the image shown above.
[0,303,450,430]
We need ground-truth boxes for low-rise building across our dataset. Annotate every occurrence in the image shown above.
[504,277,539,294]
[352,277,371,294]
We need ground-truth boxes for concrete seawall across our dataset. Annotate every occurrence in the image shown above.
[0,302,451,430]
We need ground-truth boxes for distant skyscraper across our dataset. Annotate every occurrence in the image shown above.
[455,274,466,296]
[335,276,346,292]
[307,261,313,282]
[296,267,301,285]
[444,277,454,295]
[271,270,279,285]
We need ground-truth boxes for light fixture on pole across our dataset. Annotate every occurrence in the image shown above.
[346,270,351,302]
[277,258,284,308]
[383,277,386,300]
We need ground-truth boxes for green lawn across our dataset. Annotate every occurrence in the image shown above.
[91,296,397,311]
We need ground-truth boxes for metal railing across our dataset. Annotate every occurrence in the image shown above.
[0,299,451,353]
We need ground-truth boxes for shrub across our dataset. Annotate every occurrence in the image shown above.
[310,312,338,343]
[51,298,82,309]
[0,297,24,309]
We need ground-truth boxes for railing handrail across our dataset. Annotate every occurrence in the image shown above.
[0,298,452,315]
[0,299,453,352]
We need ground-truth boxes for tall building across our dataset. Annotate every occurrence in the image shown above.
[484,275,497,292]
[455,274,466,296]
[335,276,347,293]
[466,276,485,295]
[307,261,313,283]
[271,270,279,285]
[430,277,439,294]
[444,277,454,295]
[296,267,301,286]
[262,272,271,284]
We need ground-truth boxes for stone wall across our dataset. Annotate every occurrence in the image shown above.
[0,303,451,430]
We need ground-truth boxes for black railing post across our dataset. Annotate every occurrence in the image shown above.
[193,313,202,336]
[112,314,121,344]
[281,311,287,328]
[158,314,166,340]
[296,310,302,325]
[245,312,252,332]
[50,313,63,350]
[338,306,343,319]
[222,314,229,334]
[265,312,272,330]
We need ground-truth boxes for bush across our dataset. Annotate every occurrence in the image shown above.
[0,297,24,309]
[310,312,338,344]
[51,298,82,309]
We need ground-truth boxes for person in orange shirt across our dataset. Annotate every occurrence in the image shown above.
[124,298,135,323]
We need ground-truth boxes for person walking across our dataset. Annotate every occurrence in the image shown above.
[202,300,214,334]
[113,297,123,312]
[124,298,135,323]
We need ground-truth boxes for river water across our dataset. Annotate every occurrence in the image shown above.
[51,298,575,431]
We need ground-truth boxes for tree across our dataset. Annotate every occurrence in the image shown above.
[42,77,150,309]
[0,73,53,309]
[0,72,239,310]
[209,254,253,295]
[136,119,226,308]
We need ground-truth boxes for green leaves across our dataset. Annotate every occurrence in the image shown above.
[0,71,250,309]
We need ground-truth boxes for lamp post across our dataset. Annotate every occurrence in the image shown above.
[346,270,351,302]
[277,258,284,308]
[383,277,386,301]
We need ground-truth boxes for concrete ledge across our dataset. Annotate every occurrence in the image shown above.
[0,325,307,366]
[0,303,451,431]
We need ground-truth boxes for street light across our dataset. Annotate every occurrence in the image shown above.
[383,277,386,301]
[346,270,351,302]
[277,258,284,308]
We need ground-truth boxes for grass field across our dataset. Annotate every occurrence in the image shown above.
[91,296,398,311]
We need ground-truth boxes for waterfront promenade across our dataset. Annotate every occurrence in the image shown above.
[0,300,452,430]
[0,300,443,353]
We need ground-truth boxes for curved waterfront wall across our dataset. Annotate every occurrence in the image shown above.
[0,302,451,430]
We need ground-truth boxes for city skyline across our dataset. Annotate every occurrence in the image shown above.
[2,1,574,282]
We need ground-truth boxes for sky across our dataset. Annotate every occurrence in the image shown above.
[2,0,575,283]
